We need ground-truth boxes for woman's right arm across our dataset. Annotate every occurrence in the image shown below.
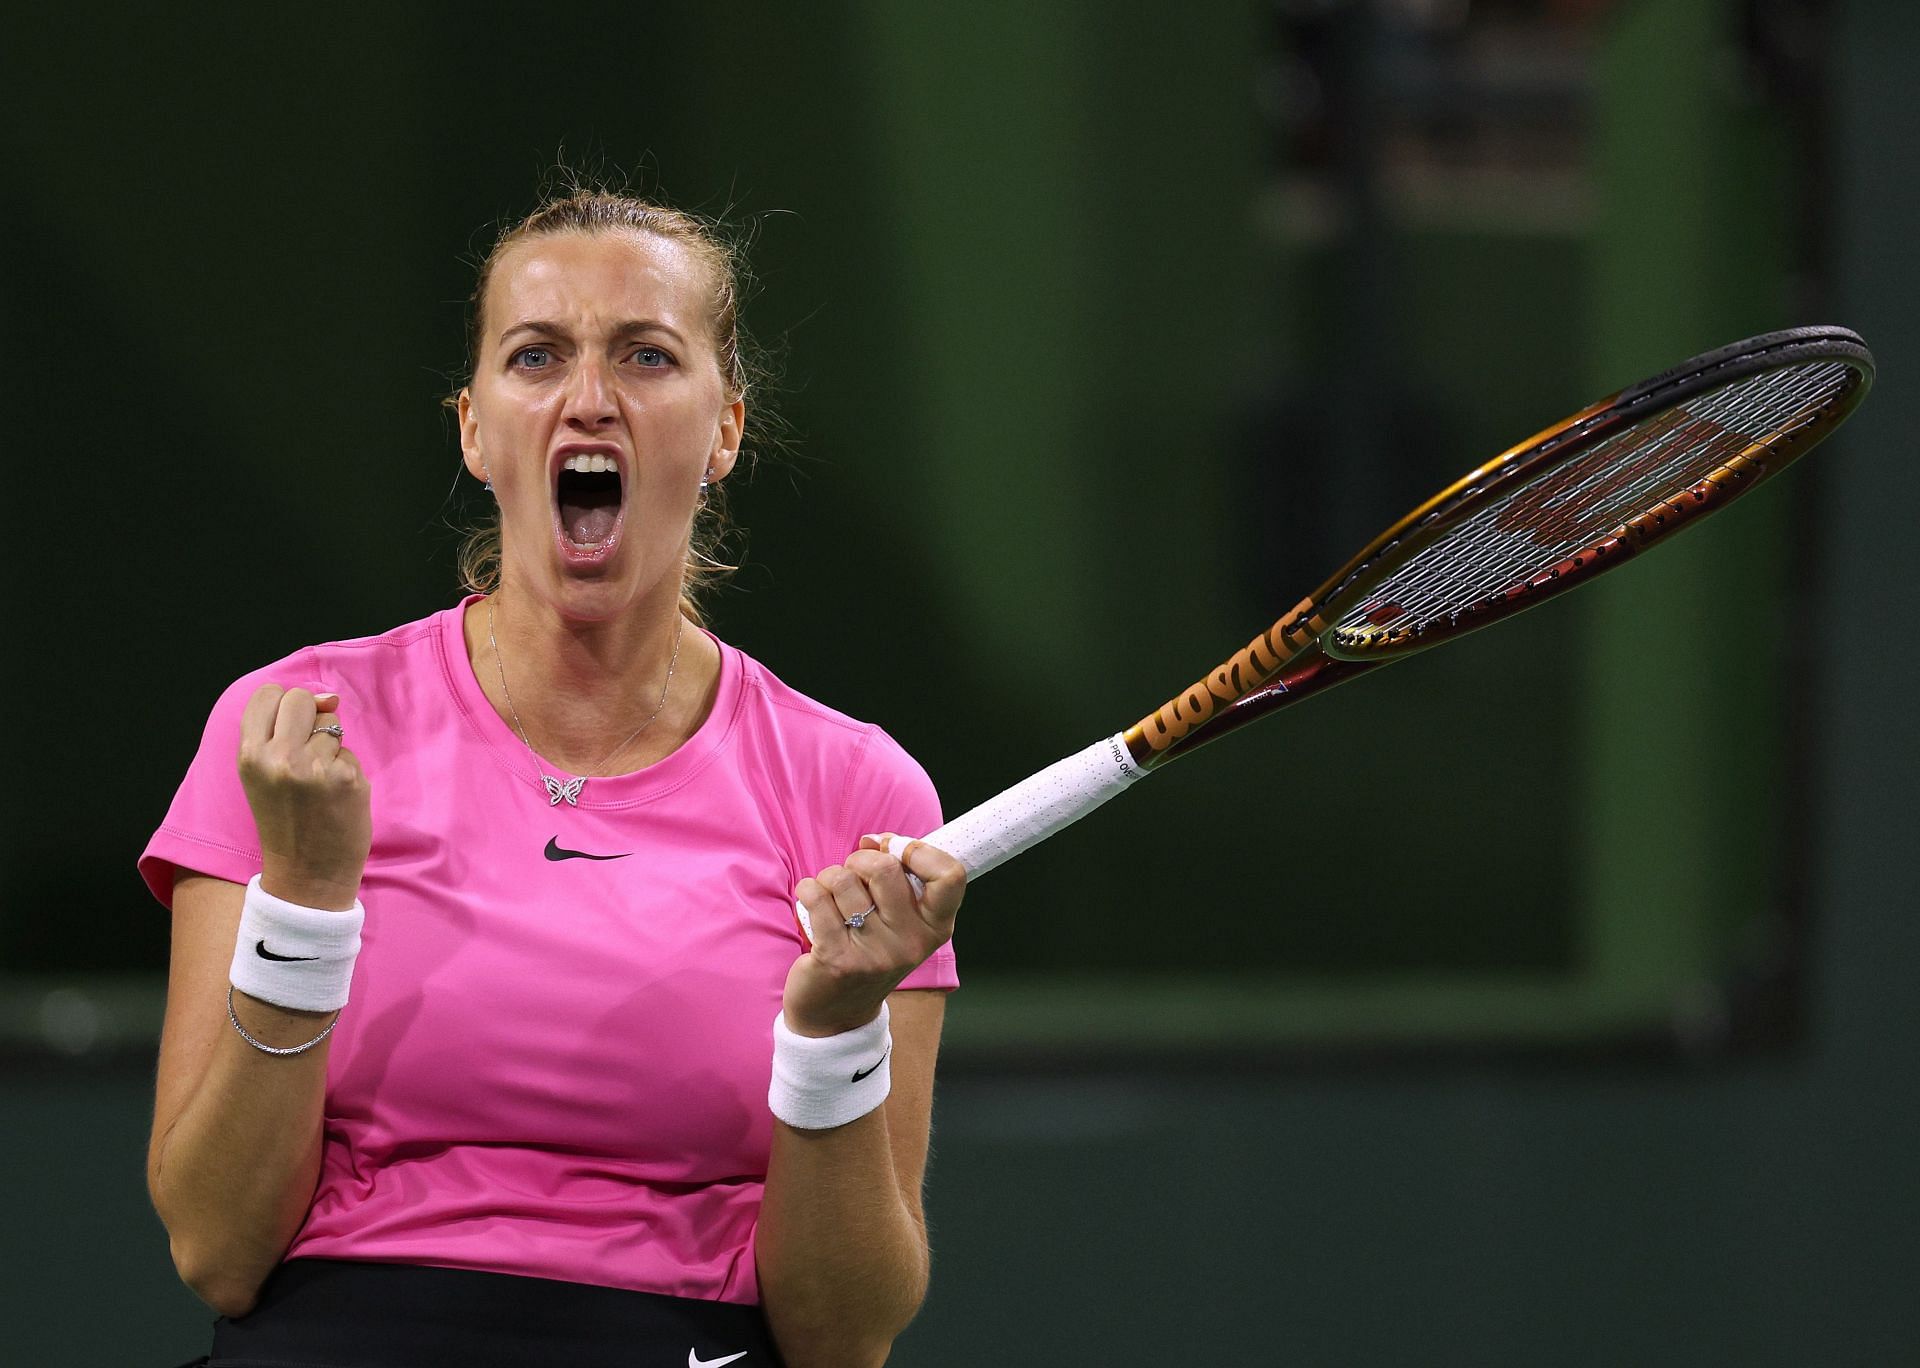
[148,873,336,1316]
[147,685,370,1317]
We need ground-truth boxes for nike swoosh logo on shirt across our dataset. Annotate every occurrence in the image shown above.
[543,836,631,862]
[255,940,318,963]
[852,1046,891,1083]
[688,1351,749,1368]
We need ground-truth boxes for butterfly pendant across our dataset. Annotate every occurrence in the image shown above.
[542,774,586,807]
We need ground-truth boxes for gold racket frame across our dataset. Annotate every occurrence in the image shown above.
[1121,327,1875,770]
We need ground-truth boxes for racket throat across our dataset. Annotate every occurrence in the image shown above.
[1123,646,1370,768]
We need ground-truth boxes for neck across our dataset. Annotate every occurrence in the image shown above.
[467,579,719,777]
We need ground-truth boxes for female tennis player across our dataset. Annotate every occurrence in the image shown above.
[140,188,963,1368]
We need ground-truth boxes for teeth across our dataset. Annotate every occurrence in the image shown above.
[562,454,618,474]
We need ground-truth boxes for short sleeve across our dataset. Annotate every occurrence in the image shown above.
[137,651,323,907]
[843,726,958,991]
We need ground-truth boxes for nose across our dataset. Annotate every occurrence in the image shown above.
[560,354,619,429]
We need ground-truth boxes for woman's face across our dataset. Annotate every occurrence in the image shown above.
[459,230,742,620]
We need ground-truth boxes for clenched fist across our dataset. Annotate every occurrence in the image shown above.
[237,685,371,912]
[786,835,965,1038]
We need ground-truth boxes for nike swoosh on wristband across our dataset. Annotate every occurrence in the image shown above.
[852,1046,891,1083]
[543,836,631,862]
[688,1350,748,1368]
[255,940,319,963]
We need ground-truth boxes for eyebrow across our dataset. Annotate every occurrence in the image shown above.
[498,319,689,349]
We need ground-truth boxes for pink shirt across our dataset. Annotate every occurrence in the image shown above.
[139,597,955,1304]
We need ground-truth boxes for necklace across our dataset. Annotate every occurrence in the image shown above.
[487,598,684,806]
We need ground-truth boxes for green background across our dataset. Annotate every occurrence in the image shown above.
[2,1,1915,1362]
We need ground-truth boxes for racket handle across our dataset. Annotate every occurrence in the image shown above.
[793,733,1147,944]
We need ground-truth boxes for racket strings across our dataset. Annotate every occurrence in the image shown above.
[1393,406,1748,613]
[1335,361,1855,641]
[1361,363,1842,629]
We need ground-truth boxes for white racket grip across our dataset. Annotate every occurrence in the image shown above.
[907,732,1147,879]
[793,733,1146,944]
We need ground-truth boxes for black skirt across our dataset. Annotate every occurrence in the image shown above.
[186,1258,785,1368]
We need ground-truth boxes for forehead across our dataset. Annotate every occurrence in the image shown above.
[483,230,716,342]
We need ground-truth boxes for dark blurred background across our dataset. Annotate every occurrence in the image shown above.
[3,1,1915,1362]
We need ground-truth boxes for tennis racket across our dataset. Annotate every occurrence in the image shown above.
[795,325,1875,943]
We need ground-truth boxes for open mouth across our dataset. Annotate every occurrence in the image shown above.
[555,456,624,550]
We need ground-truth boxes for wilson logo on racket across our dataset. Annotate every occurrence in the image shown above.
[1500,409,1743,540]
[1137,601,1326,752]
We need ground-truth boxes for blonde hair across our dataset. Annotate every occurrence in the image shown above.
[451,184,764,625]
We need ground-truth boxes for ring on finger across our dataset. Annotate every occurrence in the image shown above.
[844,905,875,930]
[310,722,345,740]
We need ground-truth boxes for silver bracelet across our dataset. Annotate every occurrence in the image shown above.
[227,984,341,1057]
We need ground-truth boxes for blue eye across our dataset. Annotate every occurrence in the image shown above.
[510,346,552,369]
[633,346,672,368]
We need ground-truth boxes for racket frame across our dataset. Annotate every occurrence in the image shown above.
[1120,326,1874,770]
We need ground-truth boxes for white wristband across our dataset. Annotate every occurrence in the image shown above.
[228,874,364,1013]
[769,1003,892,1131]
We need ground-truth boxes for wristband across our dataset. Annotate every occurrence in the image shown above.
[228,874,364,1013]
[768,1003,892,1130]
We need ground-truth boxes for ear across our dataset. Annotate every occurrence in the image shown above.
[707,397,746,483]
[457,388,487,483]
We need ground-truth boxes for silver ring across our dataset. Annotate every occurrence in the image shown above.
[310,723,345,740]
[844,906,875,930]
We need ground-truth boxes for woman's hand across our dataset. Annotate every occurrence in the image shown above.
[237,685,371,912]
[785,836,964,1037]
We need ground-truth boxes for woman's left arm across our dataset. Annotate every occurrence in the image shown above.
[756,837,964,1368]
[757,991,945,1368]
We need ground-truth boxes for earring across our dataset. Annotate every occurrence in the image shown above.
[483,466,493,494]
